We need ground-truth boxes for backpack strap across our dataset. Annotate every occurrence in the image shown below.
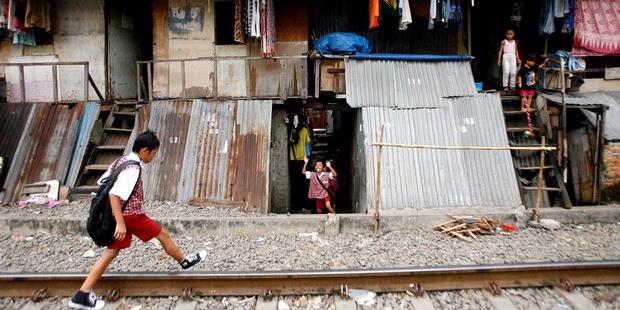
[315,173,335,199]
[104,160,142,211]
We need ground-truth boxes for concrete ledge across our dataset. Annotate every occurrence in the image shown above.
[0,206,618,236]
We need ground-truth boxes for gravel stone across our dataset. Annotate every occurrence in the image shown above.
[0,223,617,273]
[576,285,620,310]
[0,201,272,218]
[504,287,574,310]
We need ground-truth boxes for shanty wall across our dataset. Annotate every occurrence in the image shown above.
[151,0,307,99]
[143,99,273,212]
[0,102,93,202]
[0,0,106,102]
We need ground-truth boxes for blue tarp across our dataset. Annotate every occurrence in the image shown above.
[351,53,472,61]
[314,32,373,55]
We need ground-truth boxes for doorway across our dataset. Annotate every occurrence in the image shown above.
[270,105,358,214]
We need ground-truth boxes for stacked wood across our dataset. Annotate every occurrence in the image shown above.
[434,216,502,242]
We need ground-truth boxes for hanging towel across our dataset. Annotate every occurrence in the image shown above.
[13,29,35,46]
[561,0,575,33]
[442,0,451,23]
[261,0,276,56]
[428,0,437,29]
[383,0,398,9]
[554,0,570,18]
[251,0,260,38]
[369,0,380,29]
[399,0,412,30]
[0,0,7,29]
[540,0,555,35]
[234,0,245,43]
[25,0,52,32]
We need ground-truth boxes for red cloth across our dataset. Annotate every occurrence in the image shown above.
[572,0,620,55]
[307,172,330,199]
[107,214,162,249]
[314,195,331,213]
[369,0,380,29]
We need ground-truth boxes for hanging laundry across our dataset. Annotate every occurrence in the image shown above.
[554,0,570,18]
[441,0,451,24]
[539,0,555,35]
[261,0,276,57]
[383,0,398,9]
[450,0,463,29]
[0,0,7,29]
[247,0,260,38]
[234,0,245,43]
[369,0,380,29]
[399,0,412,30]
[13,29,35,46]
[428,0,437,29]
[561,0,575,33]
[13,0,26,31]
[573,0,620,55]
[25,0,52,32]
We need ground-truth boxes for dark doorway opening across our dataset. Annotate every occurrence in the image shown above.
[270,104,358,214]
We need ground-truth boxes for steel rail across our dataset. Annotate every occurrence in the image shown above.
[1,261,618,297]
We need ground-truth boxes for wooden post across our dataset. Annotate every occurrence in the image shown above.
[467,2,472,55]
[374,125,385,235]
[147,62,153,103]
[84,62,89,101]
[52,64,58,104]
[137,62,141,102]
[560,59,568,181]
[18,64,25,103]
[533,137,547,222]
[181,60,186,100]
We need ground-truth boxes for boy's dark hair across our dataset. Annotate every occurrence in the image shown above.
[132,130,160,153]
[525,53,537,62]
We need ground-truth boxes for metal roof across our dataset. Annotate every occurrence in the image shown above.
[543,91,620,141]
[360,93,521,210]
[143,99,273,212]
[345,59,477,108]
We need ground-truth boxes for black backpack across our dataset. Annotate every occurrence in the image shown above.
[86,160,141,247]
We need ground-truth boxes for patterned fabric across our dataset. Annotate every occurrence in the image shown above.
[111,156,145,216]
[261,0,276,57]
[307,172,330,199]
[234,0,245,43]
[573,0,620,55]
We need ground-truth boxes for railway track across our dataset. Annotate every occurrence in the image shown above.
[1,261,619,301]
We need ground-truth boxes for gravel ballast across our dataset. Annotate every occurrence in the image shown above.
[0,201,272,218]
[1,286,618,310]
[0,223,618,273]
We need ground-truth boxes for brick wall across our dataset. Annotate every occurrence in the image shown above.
[603,142,620,201]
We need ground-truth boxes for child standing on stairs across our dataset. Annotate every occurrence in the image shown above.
[497,29,521,92]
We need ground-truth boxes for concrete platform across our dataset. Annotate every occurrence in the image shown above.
[0,206,618,236]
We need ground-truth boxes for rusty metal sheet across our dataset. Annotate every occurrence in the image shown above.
[0,103,34,194]
[248,58,308,99]
[229,100,273,212]
[143,99,273,212]
[179,100,235,203]
[2,103,85,202]
[143,100,192,201]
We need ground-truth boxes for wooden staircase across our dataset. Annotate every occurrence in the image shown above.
[501,94,572,209]
[70,100,140,200]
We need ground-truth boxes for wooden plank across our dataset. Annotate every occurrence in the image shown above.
[255,297,277,310]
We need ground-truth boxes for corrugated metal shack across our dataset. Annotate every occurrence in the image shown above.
[143,99,273,212]
[346,55,522,211]
[0,102,99,203]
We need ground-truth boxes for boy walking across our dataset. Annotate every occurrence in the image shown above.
[302,158,337,214]
[69,131,206,310]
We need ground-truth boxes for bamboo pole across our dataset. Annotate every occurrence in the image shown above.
[370,143,556,152]
[374,125,385,235]
[533,137,547,222]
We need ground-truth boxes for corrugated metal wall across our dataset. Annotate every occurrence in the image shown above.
[65,102,100,187]
[345,60,476,108]
[0,103,33,193]
[144,99,273,212]
[360,93,521,209]
[1,103,86,202]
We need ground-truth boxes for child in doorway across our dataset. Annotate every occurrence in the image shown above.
[497,29,521,92]
[69,131,207,310]
[302,157,337,214]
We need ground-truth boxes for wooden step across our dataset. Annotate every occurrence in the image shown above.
[501,95,521,101]
[96,145,126,151]
[507,127,540,132]
[113,111,136,117]
[115,100,139,106]
[84,164,110,172]
[72,185,100,194]
[517,165,554,171]
[523,186,562,191]
[504,110,538,116]
[104,128,133,133]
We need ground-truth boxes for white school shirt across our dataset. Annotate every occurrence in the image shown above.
[97,153,144,201]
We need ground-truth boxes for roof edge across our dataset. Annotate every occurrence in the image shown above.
[350,53,472,61]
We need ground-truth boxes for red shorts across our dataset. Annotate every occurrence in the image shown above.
[108,214,162,249]
[519,89,535,97]
[315,195,331,213]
